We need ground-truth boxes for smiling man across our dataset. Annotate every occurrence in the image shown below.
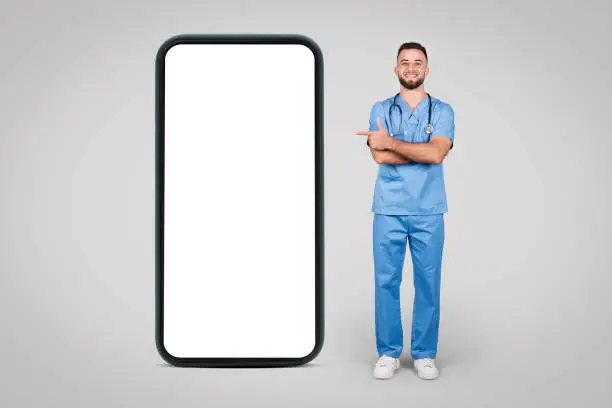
[356,42,455,380]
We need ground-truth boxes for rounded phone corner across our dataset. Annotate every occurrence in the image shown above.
[293,336,324,367]
[155,336,184,367]
[155,34,189,67]
[289,34,324,66]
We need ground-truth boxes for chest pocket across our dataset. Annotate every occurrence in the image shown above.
[395,119,430,144]
[412,122,431,143]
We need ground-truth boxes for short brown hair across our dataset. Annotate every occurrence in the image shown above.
[397,42,428,61]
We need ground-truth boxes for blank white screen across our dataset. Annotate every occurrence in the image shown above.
[163,43,316,358]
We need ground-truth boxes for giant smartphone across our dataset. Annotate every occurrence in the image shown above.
[155,34,324,367]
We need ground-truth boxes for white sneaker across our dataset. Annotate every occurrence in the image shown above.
[414,358,439,380]
[373,355,400,379]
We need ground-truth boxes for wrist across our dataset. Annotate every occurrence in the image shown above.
[388,138,398,151]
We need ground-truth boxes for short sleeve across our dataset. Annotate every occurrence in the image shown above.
[366,101,387,147]
[433,104,455,149]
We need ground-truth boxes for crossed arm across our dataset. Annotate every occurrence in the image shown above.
[369,137,452,165]
[370,147,410,164]
[360,117,452,164]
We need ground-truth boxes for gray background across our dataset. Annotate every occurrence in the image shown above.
[1,0,611,406]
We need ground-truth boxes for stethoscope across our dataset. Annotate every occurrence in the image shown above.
[389,92,433,136]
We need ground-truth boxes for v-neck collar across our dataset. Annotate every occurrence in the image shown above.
[397,93,430,117]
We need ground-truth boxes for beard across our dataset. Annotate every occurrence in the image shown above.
[399,75,425,90]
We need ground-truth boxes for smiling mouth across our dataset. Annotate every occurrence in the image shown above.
[405,74,418,79]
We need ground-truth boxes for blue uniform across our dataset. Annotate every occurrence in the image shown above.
[369,94,455,360]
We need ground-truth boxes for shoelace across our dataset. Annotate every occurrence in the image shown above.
[376,356,395,368]
[420,358,434,368]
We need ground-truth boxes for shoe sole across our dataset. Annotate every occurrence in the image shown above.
[374,374,395,380]
[416,371,439,380]
[373,368,398,380]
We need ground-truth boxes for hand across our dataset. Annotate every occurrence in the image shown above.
[356,118,396,151]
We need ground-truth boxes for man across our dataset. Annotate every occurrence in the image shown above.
[356,42,455,380]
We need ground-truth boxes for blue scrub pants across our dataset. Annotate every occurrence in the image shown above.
[373,213,445,360]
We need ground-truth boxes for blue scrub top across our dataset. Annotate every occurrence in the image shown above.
[369,94,455,215]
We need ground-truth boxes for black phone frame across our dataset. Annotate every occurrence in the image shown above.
[155,34,324,368]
